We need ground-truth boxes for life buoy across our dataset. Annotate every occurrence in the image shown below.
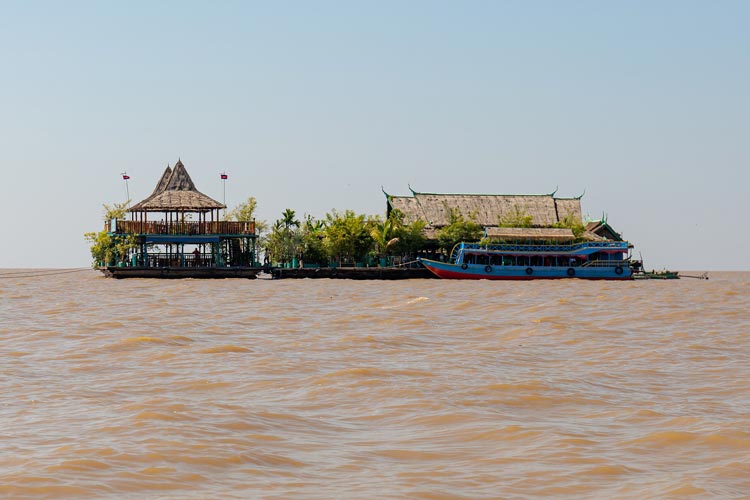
[461,263,468,270]
[485,265,492,273]
[615,266,624,275]
[567,267,575,277]
[525,267,533,275]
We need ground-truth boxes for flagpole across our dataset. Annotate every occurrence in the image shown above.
[121,172,130,205]
[220,172,228,217]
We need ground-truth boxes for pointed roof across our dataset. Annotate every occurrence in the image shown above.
[129,159,225,212]
[163,159,197,191]
[150,165,172,196]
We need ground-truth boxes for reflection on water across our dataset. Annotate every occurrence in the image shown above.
[1,271,748,498]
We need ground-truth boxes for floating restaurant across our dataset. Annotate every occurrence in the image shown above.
[96,163,646,279]
[385,187,622,245]
[103,160,260,278]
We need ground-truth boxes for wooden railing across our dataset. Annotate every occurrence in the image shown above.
[113,220,255,235]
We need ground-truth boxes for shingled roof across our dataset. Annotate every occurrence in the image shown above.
[386,189,583,228]
[129,160,226,212]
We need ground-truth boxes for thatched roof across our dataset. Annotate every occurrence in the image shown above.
[386,189,583,228]
[585,220,623,241]
[150,165,172,196]
[582,231,605,242]
[485,227,575,242]
[129,160,225,212]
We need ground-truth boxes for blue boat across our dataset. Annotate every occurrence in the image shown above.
[418,241,633,280]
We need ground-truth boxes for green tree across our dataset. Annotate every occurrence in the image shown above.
[280,208,300,230]
[498,205,534,228]
[264,209,302,264]
[84,231,137,268]
[103,200,130,221]
[553,214,586,240]
[369,217,399,259]
[299,215,328,266]
[436,208,483,252]
[84,201,137,267]
[224,196,268,234]
[386,209,427,258]
[323,210,373,266]
[393,219,427,257]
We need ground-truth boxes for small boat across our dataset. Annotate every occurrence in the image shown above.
[418,241,633,280]
[632,270,680,280]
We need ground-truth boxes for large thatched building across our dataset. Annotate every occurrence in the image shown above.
[385,187,621,243]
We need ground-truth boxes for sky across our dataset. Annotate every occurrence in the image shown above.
[1,1,747,270]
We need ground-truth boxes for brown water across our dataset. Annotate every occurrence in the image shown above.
[1,270,748,499]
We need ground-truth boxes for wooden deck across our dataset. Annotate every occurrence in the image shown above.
[102,266,262,279]
[271,267,436,280]
[101,265,436,280]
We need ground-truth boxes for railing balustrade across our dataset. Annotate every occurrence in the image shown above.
[130,253,218,268]
[114,220,255,235]
[459,241,629,253]
[581,260,630,268]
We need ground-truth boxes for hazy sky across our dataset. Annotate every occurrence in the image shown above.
[1,1,747,270]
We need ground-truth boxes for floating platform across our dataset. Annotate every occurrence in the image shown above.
[271,267,437,280]
[102,266,262,279]
[101,266,435,280]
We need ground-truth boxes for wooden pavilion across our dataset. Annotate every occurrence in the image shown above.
[104,160,259,278]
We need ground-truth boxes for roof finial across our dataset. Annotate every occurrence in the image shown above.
[549,185,559,197]
[381,185,390,198]
[408,183,417,195]
[575,188,586,200]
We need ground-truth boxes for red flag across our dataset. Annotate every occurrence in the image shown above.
[220,173,228,180]
[122,174,130,180]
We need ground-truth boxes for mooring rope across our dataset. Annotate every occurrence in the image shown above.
[0,268,93,279]
[393,260,421,268]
